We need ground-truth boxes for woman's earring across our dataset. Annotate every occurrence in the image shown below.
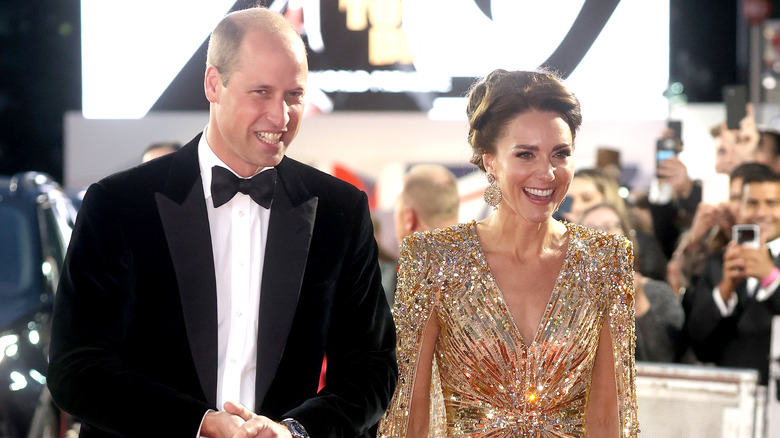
[483,173,502,208]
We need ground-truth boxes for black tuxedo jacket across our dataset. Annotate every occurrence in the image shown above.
[48,135,397,437]
[686,250,780,385]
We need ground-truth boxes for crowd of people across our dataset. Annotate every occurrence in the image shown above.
[374,97,780,387]
[44,5,780,438]
[561,103,780,386]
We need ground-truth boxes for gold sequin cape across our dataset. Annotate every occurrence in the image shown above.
[378,221,638,437]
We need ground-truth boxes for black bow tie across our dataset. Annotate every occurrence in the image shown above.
[211,166,276,208]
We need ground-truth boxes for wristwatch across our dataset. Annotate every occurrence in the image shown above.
[281,418,309,438]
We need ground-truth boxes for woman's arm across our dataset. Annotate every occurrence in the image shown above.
[377,235,442,437]
[588,234,639,437]
[406,314,440,436]
[587,320,620,437]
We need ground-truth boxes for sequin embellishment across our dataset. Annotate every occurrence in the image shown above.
[377,222,638,437]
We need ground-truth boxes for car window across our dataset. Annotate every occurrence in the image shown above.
[0,205,36,294]
[0,204,41,327]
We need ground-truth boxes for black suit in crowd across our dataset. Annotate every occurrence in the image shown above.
[48,135,397,437]
[687,250,780,385]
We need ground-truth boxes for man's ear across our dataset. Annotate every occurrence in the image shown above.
[204,65,222,103]
[400,206,418,235]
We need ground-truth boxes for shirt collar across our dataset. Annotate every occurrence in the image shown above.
[198,126,223,200]
[768,235,780,259]
[198,126,273,201]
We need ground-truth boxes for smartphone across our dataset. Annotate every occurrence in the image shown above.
[723,85,748,130]
[732,224,760,249]
[667,119,682,141]
[656,138,677,176]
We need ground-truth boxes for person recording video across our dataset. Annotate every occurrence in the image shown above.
[687,163,780,386]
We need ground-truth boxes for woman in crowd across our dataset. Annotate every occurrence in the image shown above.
[566,167,668,281]
[579,202,684,363]
[378,69,638,437]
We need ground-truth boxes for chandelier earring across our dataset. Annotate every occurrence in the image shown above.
[483,173,502,208]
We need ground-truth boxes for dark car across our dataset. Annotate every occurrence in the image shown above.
[0,172,78,438]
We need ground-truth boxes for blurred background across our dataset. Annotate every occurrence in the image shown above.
[0,0,745,182]
[0,0,770,222]
[0,1,761,220]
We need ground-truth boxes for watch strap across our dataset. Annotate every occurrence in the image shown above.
[281,418,309,438]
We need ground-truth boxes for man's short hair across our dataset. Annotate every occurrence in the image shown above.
[760,129,780,157]
[143,142,181,156]
[206,7,304,85]
[401,165,459,228]
[737,162,779,185]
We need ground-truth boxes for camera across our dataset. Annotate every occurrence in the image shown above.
[732,224,760,249]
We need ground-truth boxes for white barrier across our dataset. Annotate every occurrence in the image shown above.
[767,317,780,438]
[636,362,762,438]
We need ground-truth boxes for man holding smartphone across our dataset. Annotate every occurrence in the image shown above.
[687,164,780,385]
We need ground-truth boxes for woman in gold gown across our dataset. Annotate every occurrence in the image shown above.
[377,70,638,437]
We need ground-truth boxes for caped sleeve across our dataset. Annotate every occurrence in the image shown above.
[377,233,445,437]
[607,235,640,437]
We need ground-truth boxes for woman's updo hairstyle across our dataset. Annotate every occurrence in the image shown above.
[466,69,582,171]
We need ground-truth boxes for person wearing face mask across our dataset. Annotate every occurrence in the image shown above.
[378,69,638,438]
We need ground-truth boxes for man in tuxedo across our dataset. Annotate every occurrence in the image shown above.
[47,7,396,438]
[687,163,780,385]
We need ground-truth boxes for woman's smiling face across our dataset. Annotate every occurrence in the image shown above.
[483,110,574,223]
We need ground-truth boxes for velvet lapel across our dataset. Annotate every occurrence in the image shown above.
[255,157,317,409]
[154,137,219,408]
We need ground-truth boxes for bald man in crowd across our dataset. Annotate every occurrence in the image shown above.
[393,164,460,245]
[384,164,459,304]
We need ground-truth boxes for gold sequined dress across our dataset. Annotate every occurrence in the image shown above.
[378,221,638,437]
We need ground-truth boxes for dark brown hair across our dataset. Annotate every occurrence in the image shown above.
[466,69,582,171]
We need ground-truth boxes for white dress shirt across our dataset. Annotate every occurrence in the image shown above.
[713,236,780,316]
[197,129,272,411]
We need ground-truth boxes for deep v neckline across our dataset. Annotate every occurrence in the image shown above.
[469,221,572,348]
